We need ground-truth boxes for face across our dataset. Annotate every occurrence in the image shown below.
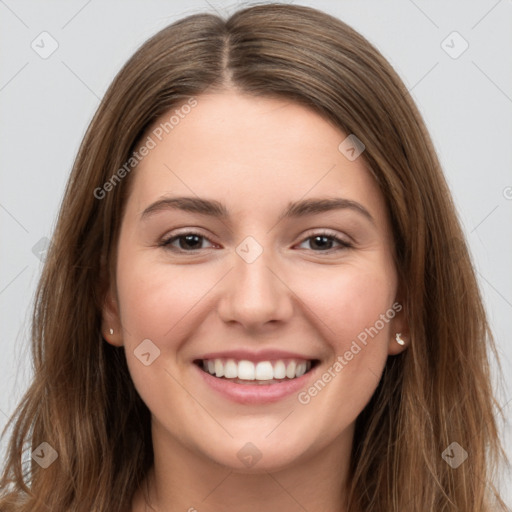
[103,90,407,472]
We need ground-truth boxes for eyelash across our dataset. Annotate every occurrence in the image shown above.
[159,230,352,254]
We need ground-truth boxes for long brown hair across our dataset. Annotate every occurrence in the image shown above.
[0,4,508,511]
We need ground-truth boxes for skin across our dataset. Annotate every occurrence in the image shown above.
[102,90,409,512]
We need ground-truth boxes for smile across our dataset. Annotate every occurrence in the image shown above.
[196,358,315,383]
[193,357,319,403]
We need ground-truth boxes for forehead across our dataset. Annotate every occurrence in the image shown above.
[127,91,387,224]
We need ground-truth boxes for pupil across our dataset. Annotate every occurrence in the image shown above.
[180,235,201,250]
[177,235,333,251]
[312,235,331,250]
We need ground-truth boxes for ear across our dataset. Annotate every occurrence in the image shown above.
[387,295,409,356]
[101,286,123,347]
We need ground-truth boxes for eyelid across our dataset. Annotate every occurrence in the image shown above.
[299,227,351,242]
[295,229,353,251]
[159,229,217,249]
[159,227,352,254]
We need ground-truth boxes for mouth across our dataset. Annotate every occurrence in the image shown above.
[193,357,319,385]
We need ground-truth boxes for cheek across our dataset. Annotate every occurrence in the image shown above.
[294,262,397,416]
[115,257,216,420]
[117,248,397,356]
[296,261,397,351]
[116,255,214,342]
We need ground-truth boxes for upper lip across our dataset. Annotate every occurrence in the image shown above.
[194,349,318,363]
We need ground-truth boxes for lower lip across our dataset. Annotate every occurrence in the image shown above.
[194,363,316,404]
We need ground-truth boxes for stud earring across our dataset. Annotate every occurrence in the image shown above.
[395,332,405,346]
[109,328,114,335]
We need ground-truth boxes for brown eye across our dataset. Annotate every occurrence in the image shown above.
[297,232,352,252]
[161,232,215,252]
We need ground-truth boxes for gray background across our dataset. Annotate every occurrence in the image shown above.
[1,0,511,503]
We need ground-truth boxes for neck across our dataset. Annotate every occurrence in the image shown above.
[132,421,354,512]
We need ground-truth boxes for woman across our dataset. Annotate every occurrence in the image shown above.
[0,3,508,511]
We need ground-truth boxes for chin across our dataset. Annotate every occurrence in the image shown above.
[194,431,316,474]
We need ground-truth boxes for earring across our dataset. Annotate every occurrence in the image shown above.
[109,328,114,335]
[395,332,405,346]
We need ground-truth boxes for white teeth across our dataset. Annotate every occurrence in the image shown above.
[286,361,296,379]
[200,358,313,382]
[295,362,307,377]
[214,359,224,378]
[238,360,255,380]
[255,361,273,380]
[224,359,238,378]
[273,360,286,379]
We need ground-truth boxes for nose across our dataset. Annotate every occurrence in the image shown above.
[216,246,294,332]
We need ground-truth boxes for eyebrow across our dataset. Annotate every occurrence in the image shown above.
[141,196,374,224]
